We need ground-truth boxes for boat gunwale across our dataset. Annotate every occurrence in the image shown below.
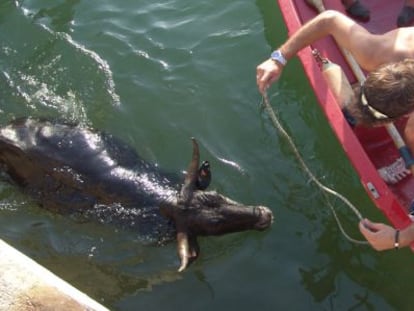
[276,0,413,240]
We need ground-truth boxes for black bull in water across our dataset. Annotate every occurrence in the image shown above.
[0,117,273,271]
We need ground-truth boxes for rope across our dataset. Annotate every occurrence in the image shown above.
[261,91,368,245]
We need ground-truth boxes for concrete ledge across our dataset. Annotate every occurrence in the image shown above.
[0,239,109,311]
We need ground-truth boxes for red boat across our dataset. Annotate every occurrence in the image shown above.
[277,0,414,245]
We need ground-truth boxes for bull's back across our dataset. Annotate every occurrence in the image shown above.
[0,118,177,241]
[0,118,169,212]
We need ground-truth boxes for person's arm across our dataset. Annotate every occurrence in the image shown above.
[256,10,378,94]
[359,218,414,250]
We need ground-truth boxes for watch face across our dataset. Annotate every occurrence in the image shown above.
[271,50,286,65]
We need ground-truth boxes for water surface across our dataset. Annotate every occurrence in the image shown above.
[0,0,412,310]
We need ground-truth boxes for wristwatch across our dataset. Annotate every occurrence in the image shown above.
[270,50,287,66]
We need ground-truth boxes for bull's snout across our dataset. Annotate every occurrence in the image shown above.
[254,206,273,230]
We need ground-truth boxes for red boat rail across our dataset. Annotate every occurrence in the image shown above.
[277,0,414,246]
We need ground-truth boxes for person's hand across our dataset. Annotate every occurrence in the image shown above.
[359,218,395,251]
[256,58,284,95]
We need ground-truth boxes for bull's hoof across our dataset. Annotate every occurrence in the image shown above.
[397,6,414,27]
[343,0,370,23]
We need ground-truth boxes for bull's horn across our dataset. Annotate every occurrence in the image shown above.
[180,138,200,202]
[177,231,190,272]
[176,230,199,272]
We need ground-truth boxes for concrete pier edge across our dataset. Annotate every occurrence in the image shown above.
[0,238,110,311]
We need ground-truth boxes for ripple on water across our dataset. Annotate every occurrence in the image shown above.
[0,2,120,124]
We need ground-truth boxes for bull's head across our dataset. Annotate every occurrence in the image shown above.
[162,138,273,272]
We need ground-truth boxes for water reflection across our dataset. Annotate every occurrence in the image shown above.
[31,0,80,33]
[41,253,183,306]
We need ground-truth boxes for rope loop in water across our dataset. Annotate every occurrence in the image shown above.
[261,91,367,245]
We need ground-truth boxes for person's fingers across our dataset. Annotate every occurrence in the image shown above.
[257,76,267,95]
[256,68,266,92]
[359,219,367,232]
[360,218,381,232]
[257,71,275,95]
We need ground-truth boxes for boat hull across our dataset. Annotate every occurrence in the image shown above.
[277,0,413,238]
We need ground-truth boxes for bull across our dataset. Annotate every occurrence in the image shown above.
[0,117,273,271]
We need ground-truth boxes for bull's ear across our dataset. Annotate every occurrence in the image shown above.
[196,160,211,190]
[188,235,200,262]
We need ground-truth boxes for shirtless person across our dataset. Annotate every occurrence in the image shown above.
[256,10,414,250]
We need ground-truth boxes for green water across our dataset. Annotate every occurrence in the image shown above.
[0,0,412,310]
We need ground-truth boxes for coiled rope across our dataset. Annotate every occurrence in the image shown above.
[262,91,367,245]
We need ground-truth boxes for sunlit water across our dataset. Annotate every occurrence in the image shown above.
[0,0,412,310]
